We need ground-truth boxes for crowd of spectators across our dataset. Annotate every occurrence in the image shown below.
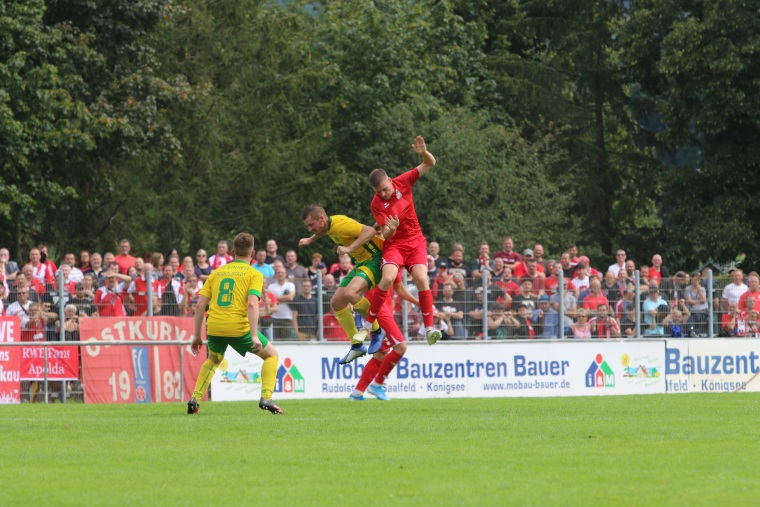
[1,237,758,345]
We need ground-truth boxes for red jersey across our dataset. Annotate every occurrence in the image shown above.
[21,316,46,342]
[209,253,233,270]
[583,293,610,311]
[128,277,162,316]
[512,262,545,279]
[738,290,760,311]
[370,168,423,245]
[543,277,577,296]
[94,286,127,317]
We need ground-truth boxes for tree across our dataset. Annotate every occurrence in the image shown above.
[622,0,760,269]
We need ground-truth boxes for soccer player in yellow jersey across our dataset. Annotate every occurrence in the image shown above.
[299,204,398,363]
[188,232,283,415]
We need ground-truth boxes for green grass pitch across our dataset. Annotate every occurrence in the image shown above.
[3,394,759,506]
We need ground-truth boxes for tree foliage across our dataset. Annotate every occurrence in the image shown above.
[1,0,758,271]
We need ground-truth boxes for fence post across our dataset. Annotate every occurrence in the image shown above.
[58,268,65,403]
[634,270,641,338]
[147,270,153,317]
[707,270,714,339]
[317,270,324,341]
[558,272,565,339]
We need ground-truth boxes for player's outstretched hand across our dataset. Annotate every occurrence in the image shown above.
[336,245,350,256]
[298,237,311,247]
[191,336,203,356]
[387,215,400,232]
[411,135,427,154]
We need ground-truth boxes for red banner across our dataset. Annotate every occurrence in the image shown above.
[79,317,206,404]
[20,345,79,381]
[0,317,21,404]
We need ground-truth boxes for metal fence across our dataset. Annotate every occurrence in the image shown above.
[3,268,749,343]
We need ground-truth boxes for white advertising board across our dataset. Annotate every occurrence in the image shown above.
[665,338,760,393]
[209,340,665,401]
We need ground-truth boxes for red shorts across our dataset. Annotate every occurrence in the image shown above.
[381,235,428,270]
[376,308,405,352]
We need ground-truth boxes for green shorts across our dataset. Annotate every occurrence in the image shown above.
[339,253,382,290]
[207,331,269,359]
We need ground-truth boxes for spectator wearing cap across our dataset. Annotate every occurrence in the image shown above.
[643,285,668,336]
[573,262,591,293]
[513,248,545,280]
[532,294,561,338]
[472,242,494,280]
[431,258,454,300]
[577,256,601,278]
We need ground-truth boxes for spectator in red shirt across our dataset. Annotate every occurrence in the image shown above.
[94,273,127,317]
[114,239,137,275]
[583,276,610,312]
[738,274,760,311]
[649,254,669,285]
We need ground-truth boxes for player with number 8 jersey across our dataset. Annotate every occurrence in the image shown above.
[188,232,284,414]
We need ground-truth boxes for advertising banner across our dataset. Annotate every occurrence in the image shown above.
[0,317,21,404]
[665,338,760,393]
[79,317,206,404]
[20,345,79,381]
[210,340,666,401]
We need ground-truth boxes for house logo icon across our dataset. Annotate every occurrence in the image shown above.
[585,353,615,388]
[275,357,305,393]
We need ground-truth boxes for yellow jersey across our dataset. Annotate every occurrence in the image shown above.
[327,215,383,263]
[200,260,262,337]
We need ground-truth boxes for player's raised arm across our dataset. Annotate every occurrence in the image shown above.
[412,135,436,175]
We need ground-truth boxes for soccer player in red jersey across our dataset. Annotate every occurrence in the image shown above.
[350,274,418,401]
[356,135,442,345]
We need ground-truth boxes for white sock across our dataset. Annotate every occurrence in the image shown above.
[352,389,363,396]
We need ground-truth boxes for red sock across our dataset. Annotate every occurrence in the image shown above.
[374,350,404,385]
[366,287,389,324]
[356,357,382,393]
[419,289,434,328]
